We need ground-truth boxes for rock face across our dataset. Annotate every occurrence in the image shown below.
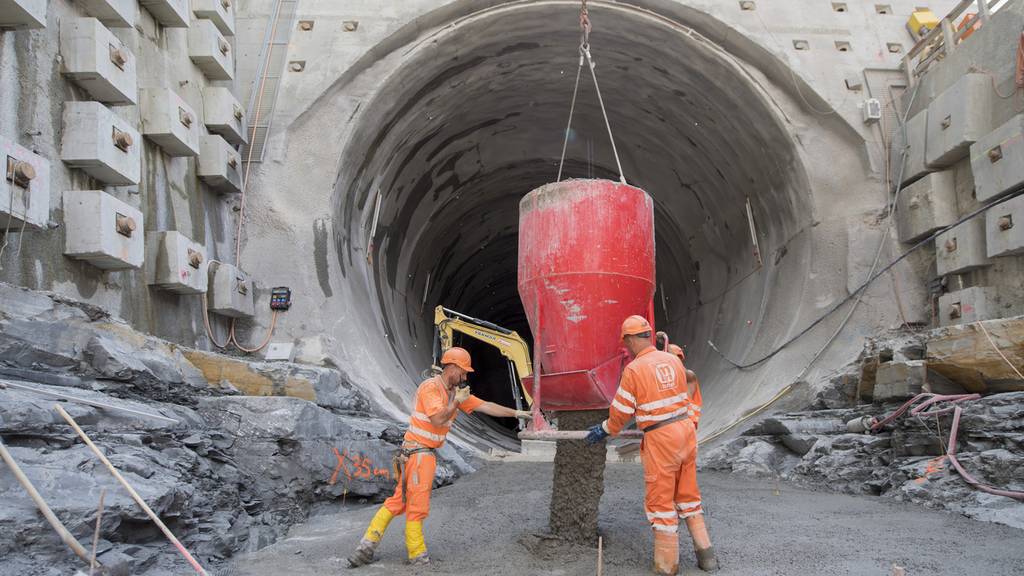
[0,284,475,575]
[701,391,1024,529]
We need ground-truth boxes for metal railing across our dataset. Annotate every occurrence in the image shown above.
[902,0,1003,85]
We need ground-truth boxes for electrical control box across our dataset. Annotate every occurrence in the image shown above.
[60,18,137,105]
[63,190,143,270]
[207,261,254,317]
[202,87,247,146]
[890,110,930,190]
[61,102,141,186]
[192,0,234,36]
[145,231,207,294]
[270,286,291,310]
[77,0,135,28]
[938,287,995,327]
[986,193,1024,258]
[935,218,991,276]
[0,0,46,29]
[926,73,992,168]
[139,88,200,157]
[197,134,241,193]
[138,0,189,28]
[971,114,1024,203]
[0,135,50,230]
[188,19,233,81]
[895,170,957,243]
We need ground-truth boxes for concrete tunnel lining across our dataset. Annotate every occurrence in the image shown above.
[332,0,819,438]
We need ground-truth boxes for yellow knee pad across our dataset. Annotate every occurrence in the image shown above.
[405,520,427,559]
[362,507,394,543]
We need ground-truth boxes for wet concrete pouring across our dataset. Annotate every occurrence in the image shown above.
[228,462,1024,576]
[548,410,607,544]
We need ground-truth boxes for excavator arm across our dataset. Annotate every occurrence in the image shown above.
[433,306,534,408]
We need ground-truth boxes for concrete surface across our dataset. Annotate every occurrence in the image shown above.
[226,462,1024,576]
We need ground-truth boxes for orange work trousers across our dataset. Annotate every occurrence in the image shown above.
[382,451,436,521]
[641,418,702,533]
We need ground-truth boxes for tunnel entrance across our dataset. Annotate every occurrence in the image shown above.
[334,0,816,436]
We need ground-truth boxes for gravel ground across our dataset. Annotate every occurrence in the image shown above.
[227,462,1024,575]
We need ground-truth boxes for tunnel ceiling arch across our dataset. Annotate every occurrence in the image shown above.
[332,0,818,404]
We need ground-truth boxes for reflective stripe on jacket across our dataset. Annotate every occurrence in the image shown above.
[404,376,483,448]
[605,346,694,435]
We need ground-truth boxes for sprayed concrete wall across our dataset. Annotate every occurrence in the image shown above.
[0,0,247,346]
[11,0,1024,450]
[231,0,967,443]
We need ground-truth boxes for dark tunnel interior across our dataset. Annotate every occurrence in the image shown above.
[333,2,813,437]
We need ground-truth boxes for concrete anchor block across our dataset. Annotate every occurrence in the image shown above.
[138,0,189,27]
[60,17,137,105]
[139,88,201,157]
[0,135,51,230]
[873,360,926,401]
[925,73,992,168]
[188,19,234,80]
[207,261,254,318]
[0,0,46,29]
[937,287,996,327]
[77,0,135,28]
[896,170,957,243]
[193,0,234,36]
[890,110,930,189]
[935,217,991,275]
[202,87,248,145]
[971,114,1024,203]
[985,193,1024,257]
[60,101,141,186]
[197,134,241,193]
[63,190,144,270]
[145,231,207,294]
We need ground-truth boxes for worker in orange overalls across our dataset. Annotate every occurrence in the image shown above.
[655,332,702,428]
[347,347,531,567]
[667,343,702,429]
[588,317,718,573]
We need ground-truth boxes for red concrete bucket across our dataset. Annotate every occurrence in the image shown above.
[518,179,655,411]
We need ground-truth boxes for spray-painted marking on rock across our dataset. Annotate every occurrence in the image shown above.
[330,447,392,485]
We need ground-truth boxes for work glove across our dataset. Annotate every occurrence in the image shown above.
[585,422,610,444]
[454,385,471,404]
[514,410,533,421]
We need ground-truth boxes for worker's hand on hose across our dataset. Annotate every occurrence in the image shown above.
[514,410,533,421]
[585,423,610,444]
[454,385,472,404]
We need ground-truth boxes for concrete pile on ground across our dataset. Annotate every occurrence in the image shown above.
[701,325,1024,530]
[0,283,474,575]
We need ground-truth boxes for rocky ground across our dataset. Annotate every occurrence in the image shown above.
[2,281,1023,575]
[0,283,475,576]
[700,327,1024,530]
[227,463,1024,576]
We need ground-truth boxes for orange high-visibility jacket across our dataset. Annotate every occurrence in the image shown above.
[405,376,483,448]
[604,346,695,435]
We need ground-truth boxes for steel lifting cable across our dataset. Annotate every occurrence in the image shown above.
[556,0,627,184]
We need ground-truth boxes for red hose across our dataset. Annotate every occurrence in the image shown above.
[871,393,1024,501]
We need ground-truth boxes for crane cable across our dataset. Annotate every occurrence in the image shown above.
[556,0,626,184]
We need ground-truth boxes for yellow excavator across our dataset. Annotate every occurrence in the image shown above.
[432,306,534,413]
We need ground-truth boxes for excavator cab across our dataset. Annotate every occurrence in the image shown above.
[432,306,534,427]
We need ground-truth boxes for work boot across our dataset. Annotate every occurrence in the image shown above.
[346,539,378,568]
[652,530,679,575]
[407,553,430,566]
[695,546,719,572]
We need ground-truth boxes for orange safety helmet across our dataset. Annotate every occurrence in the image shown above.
[668,343,685,361]
[620,315,652,340]
[440,347,474,372]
